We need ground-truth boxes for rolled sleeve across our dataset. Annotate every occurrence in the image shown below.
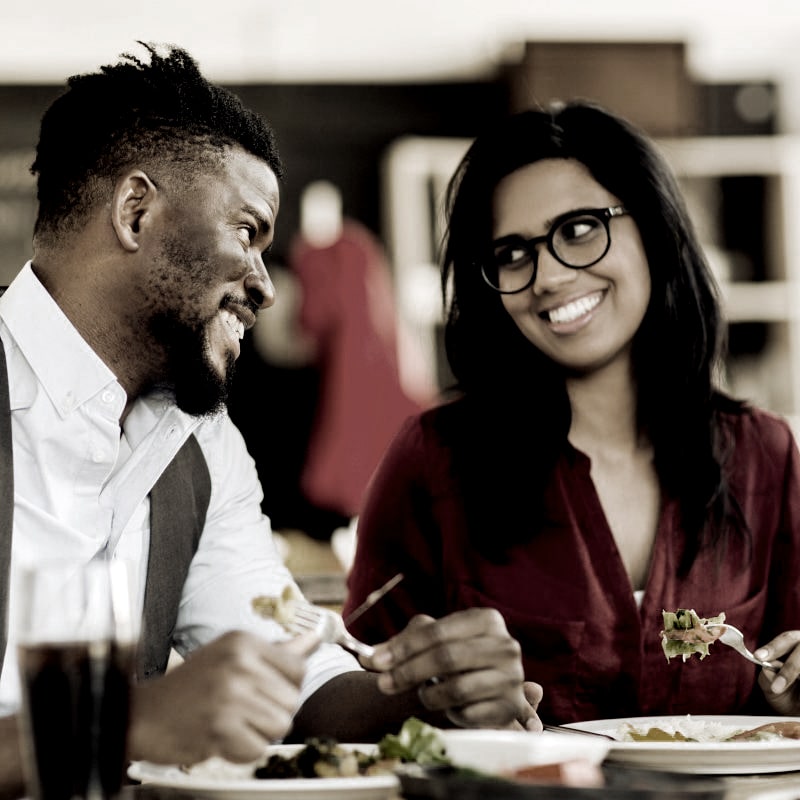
[174,413,361,704]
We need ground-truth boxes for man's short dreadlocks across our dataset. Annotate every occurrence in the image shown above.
[31,42,283,245]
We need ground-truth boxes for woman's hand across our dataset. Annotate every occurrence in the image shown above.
[362,607,541,730]
[755,630,800,714]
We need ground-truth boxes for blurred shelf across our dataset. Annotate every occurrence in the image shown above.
[657,135,800,176]
[721,281,800,322]
[295,573,347,608]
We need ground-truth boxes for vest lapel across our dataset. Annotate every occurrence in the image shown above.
[140,434,211,680]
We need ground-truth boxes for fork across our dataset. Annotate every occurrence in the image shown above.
[288,601,376,659]
[705,623,784,670]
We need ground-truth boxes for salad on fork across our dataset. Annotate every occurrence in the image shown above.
[660,608,783,669]
[660,608,726,662]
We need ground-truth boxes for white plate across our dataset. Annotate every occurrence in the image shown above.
[564,715,800,774]
[127,744,400,800]
[438,728,610,773]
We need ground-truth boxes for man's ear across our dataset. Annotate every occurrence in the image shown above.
[111,170,159,252]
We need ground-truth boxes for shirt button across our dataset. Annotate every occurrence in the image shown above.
[102,390,115,403]
[91,451,105,463]
[165,426,177,440]
[61,390,75,414]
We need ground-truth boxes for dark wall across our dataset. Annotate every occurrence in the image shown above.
[0,85,65,284]
[230,80,508,259]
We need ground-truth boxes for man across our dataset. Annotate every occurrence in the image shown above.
[0,42,541,797]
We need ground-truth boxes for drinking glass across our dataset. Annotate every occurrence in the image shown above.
[16,560,139,800]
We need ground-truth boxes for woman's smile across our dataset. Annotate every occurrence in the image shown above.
[540,289,605,327]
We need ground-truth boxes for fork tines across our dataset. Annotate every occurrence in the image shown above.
[287,599,376,658]
[287,600,326,634]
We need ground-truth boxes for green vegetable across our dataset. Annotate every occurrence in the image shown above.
[377,717,450,765]
[660,608,726,662]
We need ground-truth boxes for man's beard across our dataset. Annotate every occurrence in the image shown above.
[149,312,236,417]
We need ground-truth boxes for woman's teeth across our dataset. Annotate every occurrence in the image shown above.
[545,292,602,324]
[221,309,245,340]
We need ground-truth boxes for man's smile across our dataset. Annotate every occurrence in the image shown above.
[220,307,245,341]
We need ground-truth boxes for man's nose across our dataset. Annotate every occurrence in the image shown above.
[245,252,276,310]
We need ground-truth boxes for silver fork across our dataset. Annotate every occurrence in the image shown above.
[288,601,375,658]
[705,623,783,669]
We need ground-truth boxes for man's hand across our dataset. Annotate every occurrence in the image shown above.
[128,630,317,766]
[511,682,545,731]
[362,608,541,730]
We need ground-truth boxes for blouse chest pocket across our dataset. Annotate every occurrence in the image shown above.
[667,586,770,716]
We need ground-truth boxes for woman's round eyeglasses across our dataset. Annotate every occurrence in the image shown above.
[481,205,629,294]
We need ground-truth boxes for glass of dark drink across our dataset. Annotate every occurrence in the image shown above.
[16,560,139,800]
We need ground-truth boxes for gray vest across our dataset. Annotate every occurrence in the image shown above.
[0,338,211,681]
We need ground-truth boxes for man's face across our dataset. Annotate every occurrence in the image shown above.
[140,147,280,416]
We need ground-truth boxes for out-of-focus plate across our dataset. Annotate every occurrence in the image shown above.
[396,763,725,799]
[438,729,610,773]
[396,729,723,799]
[563,715,800,774]
[127,744,399,800]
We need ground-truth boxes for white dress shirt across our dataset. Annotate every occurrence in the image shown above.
[0,262,359,715]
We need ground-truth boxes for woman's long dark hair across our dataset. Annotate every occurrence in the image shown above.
[439,100,746,569]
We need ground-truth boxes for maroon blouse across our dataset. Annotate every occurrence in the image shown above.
[344,402,800,724]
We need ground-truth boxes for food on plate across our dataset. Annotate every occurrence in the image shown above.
[377,716,451,766]
[253,736,398,778]
[623,726,696,742]
[618,717,800,742]
[660,608,725,661]
[251,583,302,628]
[726,721,800,741]
[218,718,450,781]
[182,718,611,789]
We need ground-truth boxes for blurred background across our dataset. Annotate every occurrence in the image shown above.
[2,0,800,564]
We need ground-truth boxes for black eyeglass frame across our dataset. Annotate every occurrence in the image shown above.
[480,205,629,295]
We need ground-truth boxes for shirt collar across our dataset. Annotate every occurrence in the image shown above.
[0,262,121,416]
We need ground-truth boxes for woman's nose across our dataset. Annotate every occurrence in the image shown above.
[531,250,578,296]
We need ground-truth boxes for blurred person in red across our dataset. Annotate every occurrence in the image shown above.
[290,180,434,526]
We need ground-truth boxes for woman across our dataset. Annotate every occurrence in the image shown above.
[344,101,800,724]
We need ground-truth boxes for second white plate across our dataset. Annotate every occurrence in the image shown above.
[564,715,800,774]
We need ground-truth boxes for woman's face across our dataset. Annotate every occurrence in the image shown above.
[492,158,650,375]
